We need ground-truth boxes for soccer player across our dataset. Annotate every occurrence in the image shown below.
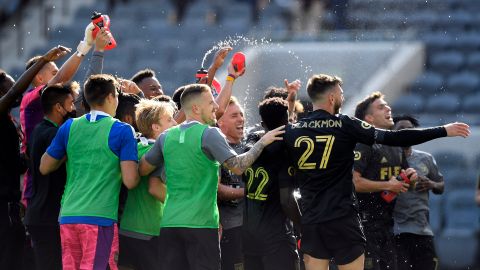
[130,68,164,99]
[139,83,284,270]
[243,97,301,270]
[24,83,78,270]
[40,74,140,270]
[118,99,177,270]
[0,45,69,270]
[20,22,98,203]
[353,92,417,270]
[282,74,469,270]
[392,115,444,270]
[217,97,246,270]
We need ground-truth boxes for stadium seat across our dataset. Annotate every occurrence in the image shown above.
[422,32,455,53]
[429,51,465,75]
[451,32,480,54]
[433,151,468,170]
[443,189,479,236]
[443,168,477,191]
[466,52,480,73]
[446,71,480,95]
[462,93,480,113]
[409,71,444,96]
[392,94,424,114]
[425,94,460,114]
[428,194,443,235]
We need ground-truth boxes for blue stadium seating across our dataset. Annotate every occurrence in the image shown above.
[446,71,480,95]
[428,194,443,235]
[425,94,460,114]
[429,51,464,75]
[392,94,424,114]
[466,52,480,73]
[462,93,480,113]
[410,71,444,96]
[443,189,479,236]
[433,151,468,170]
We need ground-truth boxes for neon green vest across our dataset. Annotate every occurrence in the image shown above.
[161,123,220,228]
[61,115,121,220]
[120,141,163,236]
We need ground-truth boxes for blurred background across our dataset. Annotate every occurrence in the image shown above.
[1,0,479,269]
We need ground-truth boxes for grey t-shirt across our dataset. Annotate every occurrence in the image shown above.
[145,121,237,180]
[393,149,444,236]
[219,142,246,230]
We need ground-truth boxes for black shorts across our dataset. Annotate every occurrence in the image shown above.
[118,234,161,270]
[221,226,244,270]
[395,233,438,270]
[300,214,365,265]
[159,227,220,270]
[244,240,299,270]
[363,228,396,270]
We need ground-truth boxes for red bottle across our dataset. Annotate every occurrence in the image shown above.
[231,52,246,73]
[91,12,117,50]
[381,172,411,203]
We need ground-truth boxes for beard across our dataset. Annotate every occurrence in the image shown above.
[333,100,342,114]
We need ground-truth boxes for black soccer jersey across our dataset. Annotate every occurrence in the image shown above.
[283,109,377,224]
[354,143,408,227]
[242,133,295,255]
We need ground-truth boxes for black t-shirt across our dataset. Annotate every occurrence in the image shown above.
[0,113,25,202]
[242,133,295,255]
[24,119,66,226]
[354,143,408,228]
[283,109,376,224]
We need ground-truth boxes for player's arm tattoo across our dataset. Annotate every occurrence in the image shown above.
[223,141,266,175]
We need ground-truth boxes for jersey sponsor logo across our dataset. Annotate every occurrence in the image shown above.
[288,166,295,176]
[354,151,361,160]
[381,157,388,163]
[361,121,372,129]
[380,166,401,180]
[291,119,342,129]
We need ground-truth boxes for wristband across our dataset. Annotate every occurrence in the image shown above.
[226,74,236,82]
[76,40,92,56]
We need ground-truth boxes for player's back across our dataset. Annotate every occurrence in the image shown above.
[284,109,375,224]
[243,134,294,255]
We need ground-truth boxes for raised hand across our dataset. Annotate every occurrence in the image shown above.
[227,62,246,78]
[259,125,285,146]
[444,122,470,138]
[211,47,233,70]
[94,28,111,52]
[284,79,301,102]
[42,45,71,62]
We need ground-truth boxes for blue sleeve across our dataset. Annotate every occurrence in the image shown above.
[109,122,138,162]
[46,119,73,159]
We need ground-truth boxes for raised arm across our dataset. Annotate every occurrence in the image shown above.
[148,176,167,202]
[376,123,470,147]
[47,22,95,86]
[0,46,70,114]
[223,125,284,175]
[284,79,301,121]
[215,53,246,118]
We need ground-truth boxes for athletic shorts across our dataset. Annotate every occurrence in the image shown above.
[60,223,118,270]
[244,240,299,270]
[395,233,438,270]
[118,234,161,270]
[159,227,220,270]
[300,214,365,265]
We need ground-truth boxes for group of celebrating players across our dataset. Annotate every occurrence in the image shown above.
[0,16,471,270]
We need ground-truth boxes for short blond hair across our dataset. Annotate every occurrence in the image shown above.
[135,99,175,138]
